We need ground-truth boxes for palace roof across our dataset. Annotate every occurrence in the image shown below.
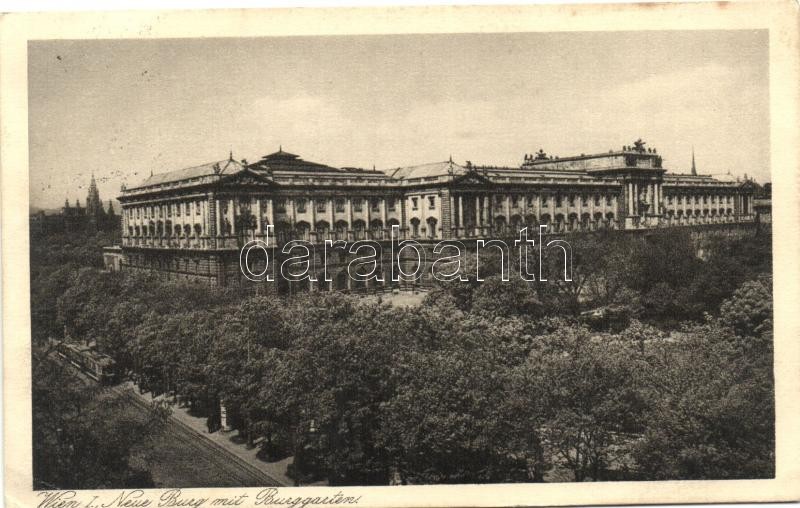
[387,160,467,180]
[133,158,244,189]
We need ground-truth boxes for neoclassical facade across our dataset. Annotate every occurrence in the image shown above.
[115,141,757,286]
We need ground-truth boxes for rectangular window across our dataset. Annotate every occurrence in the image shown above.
[695,195,700,204]
[668,195,674,204]
[371,199,380,212]
[594,195,601,206]
[296,198,307,213]
[511,195,519,208]
[569,195,576,207]
[335,198,345,213]
[428,196,436,209]
[387,198,396,211]
[317,200,326,213]
[581,195,588,206]
[275,199,287,213]
[196,201,201,215]
[176,203,181,216]
[353,198,363,212]
[412,197,419,210]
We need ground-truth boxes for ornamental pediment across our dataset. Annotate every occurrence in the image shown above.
[219,169,275,187]
[453,171,493,186]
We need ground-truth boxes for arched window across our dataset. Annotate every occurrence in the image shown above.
[352,219,366,241]
[274,221,292,244]
[334,220,348,241]
[510,214,523,234]
[370,219,384,240]
[410,218,420,238]
[426,217,438,239]
[493,215,506,234]
[295,221,311,242]
[567,213,578,231]
[316,220,331,240]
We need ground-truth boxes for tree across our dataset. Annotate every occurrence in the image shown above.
[32,353,167,489]
[471,275,543,319]
[633,320,774,480]
[719,275,773,339]
[522,324,647,481]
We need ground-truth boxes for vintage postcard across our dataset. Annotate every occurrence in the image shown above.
[2,2,799,507]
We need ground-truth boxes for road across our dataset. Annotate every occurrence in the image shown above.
[113,386,285,488]
[38,346,286,488]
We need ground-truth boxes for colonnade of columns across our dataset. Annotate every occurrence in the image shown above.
[122,186,757,249]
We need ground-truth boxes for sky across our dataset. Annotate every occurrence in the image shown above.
[28,30,769,209]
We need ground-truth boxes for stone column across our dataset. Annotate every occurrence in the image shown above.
[474,195,480,236]
[310,197,317,232]
[627,183,633,215]
[215,199,222,237]
[366,198,372,237]
[482,195,489,235]
[347,197,354,241]
[381,196,389,238]
[458,195,464,236]
[229,198,236,235]
[255,197,262,233]
[208,193,218,249]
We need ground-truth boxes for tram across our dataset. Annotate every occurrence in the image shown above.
[49,338,117,384]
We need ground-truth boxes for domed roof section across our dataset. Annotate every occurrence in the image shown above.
[248,147,376,174]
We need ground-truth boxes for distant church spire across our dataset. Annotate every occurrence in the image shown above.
[691,146,697,176]
[86,171,105,223]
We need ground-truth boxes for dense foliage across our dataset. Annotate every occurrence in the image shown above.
[30,227,774,486]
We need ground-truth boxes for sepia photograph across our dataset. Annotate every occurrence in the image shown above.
[3,3,800,507]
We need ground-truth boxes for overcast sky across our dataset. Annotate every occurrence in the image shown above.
[28,30,769,209]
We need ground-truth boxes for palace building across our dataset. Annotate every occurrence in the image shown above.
[111,140,758,287]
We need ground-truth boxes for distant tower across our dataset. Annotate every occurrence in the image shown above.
[691,146,697,176]
[85,173,105,224]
